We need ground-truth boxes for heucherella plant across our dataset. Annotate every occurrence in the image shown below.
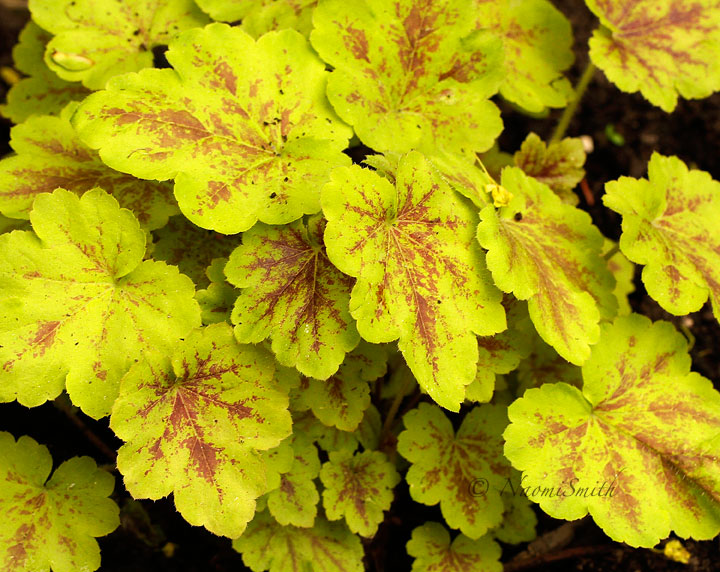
[1,0,719,570]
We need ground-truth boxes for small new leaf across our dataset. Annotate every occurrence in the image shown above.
[110,323,292,538]
[320,449,400,537]
[322,152,506,411]
[0,432,119,572]
[504,314,720,547]
[603,153,720,319]
[73,23,351,234]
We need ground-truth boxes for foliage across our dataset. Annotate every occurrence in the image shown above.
[1,0,720,570]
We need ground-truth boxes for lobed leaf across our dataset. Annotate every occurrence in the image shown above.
[310,0,504,156]
[0,188,200,418]
[29,0,209,89]
[196,258,237,324]
[504,314,720,547]
[477,167,617,365]
[322,152,506,411]
[586,0,720,111]
[0,105,177,229]
[226,214,359,379]
[110,323,292,538]
[0,432,119,572]
[196,0,317,37]
[320,449,400,537]
[603,153,720,320]
[73,23,352,234]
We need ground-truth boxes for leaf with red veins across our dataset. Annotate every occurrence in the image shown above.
[586,0,720,112]
[226,214,359,380]
[323,152,506,412]
[110,323,292,538]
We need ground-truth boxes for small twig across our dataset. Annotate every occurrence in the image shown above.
[603,243,620,261]
[550,61,596,143]
[504,544,616,572]
[53,395,117,463]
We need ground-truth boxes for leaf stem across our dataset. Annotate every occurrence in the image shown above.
[550,61,596,144]
[53,395,117,463]
[380,373,413,444]
[603,243,620,261]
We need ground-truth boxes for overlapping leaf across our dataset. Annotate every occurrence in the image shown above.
[196,258,236,324]
[474,0,574,111]
[323,152,505,411]
[73,23,352,234]
[477,166,616,365]
[110,323,292,538]
[196,0,317,37]
[28,0,208,89]
[233,510,364,572]
[397,403,511,539]
[0,189,200,418]
[504,314,720,547]
[0,432,119,572]
[406,522,502,572]
[310,0,504,156]
[586,0,720,111]
[226,214,358,379]
[491,481,538,544]
[0,22,89,124]
[604,153,720,319]
[516,333,583,396]
[0,105,177,229]
[514,133,586,205]
[320,449,400,537]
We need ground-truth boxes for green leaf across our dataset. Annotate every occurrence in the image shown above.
[397,403,511,539]
[504,313,720,547]
[603,153,720,319]
[292,410,359,454]
[0,22,90,124]
[291,341,387,431]
[0,215,30,234]
[197,258,237,324]
[320,449,400,537]
[233,510,364,572]
[406,522,502,572]
[586,0,720,112]
[266,435,321,528]
[0,105,178,229]
[310,0,504,155]
[0,432,119,572]
[110,323,292,537]
[28,0,208,89]
[73,23,352,234]
[196,0,317,37]
[152,215,238,289]
[0,188,200,418]
[516,332,583,396]
[491,482,538,544]
[474,0,574,112]
[513,132,585,205]
[477,167,616,365]
[226,214,359,379]
[323,152,505,411]
[603,238,635,316]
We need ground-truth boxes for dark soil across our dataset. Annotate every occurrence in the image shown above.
[1,1,719,571]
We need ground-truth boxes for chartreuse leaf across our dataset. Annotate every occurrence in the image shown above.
[492,479,538,544]
[320,449,400,537]
[0,188,200,418]
[0,432,119,572]
[196,258,237,324]
[406,522,502,572]
[266,434,321,528]
[504,314,720,547]
[516,332,583,396]
[323,152,505,411]
[514,132,586,205]
[397,403,511,539]
[153,215,238,288]
[0,104,177,229]
[603,239,635,316]
[233,510,363,572]
[226,214,358,380]
[0,22,89,124]
[110,323,292,538]
[28,0,208,90]
[73,23,352,234]
[477,167,616,365]
[604,153,720,319]
[196,0,317,37]
[291,341,387,431]
[474,0,574,112]
[585,0,720,112]
[310,0,504,156]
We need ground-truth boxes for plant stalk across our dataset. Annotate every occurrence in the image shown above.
[550,61,596,143]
